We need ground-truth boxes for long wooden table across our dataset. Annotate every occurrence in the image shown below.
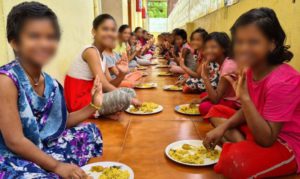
[86,63,299,179]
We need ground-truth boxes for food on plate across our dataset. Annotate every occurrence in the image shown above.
[137,66,147,70]
[158,72,172,76]
[135,83,155,88]
[129,102,159,113]
[178,105,199,115]
[156,64,169,68]
[90,165,104,172]
[165,85,183,91]
[89,165,129,179]
[168,144,220,164]
[99,166,130,179]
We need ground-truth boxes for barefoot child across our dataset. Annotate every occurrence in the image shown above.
[203,8,300,178]
[64,14,140,117]
[0,2,103,178]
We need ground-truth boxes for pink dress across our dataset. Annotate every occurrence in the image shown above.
[247,63,300,172]
[213,63,300,178]
[200,58,239,116]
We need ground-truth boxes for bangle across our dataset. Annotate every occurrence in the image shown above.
[90,102,102,110]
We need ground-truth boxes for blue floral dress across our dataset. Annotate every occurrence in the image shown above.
[0,60,103,179]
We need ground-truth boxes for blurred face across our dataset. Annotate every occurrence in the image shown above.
[174,35,184,47]
[190,33,205,50]
[120,27,131,42]
[93,19,117,48]
[129,35,137,45]
[203,39,224,61]
[167,35,174,44]
[135,29,143,38]
[233,23,275,67]
[11,19,59,66]
[143,32,148,39]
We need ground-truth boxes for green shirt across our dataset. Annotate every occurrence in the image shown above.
[114,42,127,54]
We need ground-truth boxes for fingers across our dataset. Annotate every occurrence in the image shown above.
[203,136,216,150]
[223,73,237,86]
[178,52,182,58]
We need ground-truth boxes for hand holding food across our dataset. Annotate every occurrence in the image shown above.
[203,126,226,150]
[54,162,87,179]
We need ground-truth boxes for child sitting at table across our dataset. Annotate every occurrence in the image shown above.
[176,28,208,93]
[103,49,142,88]
[189,32,239,115]
[0,2,102,178]
[184,32,231,96]
[115,24,138,69]
[128,33,151,66]
[169,29,195,74]
[203,8,300,179]
[64,14,140,118]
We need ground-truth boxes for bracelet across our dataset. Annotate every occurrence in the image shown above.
[90,102,102,110]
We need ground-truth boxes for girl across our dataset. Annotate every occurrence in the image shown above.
[177,28,208,93]
[169,29,195,74]
[203,8,300,178]
[180,28,208,78]
[185,32,230,95]
[64,14,140,118]
[0,2,102,178]
[115,24,137,68]
[103,36,142,88]
[190,32,239,115]
[134,27,145,46]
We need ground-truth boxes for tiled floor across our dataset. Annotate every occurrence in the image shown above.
[86,62,299,179]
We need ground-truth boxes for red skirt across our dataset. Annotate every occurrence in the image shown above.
[64,75,93,112]
[208,105,297,178]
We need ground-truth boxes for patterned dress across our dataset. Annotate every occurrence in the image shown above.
[0,60,103,179]
[185,62,220,93]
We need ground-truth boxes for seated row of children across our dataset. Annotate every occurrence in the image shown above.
[156,7,300,179]
[0,1,299,179]
[0,2,155,178]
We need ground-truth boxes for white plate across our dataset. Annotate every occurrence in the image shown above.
[125,104,163,115]
[137,66,147,70]
[134,83,157,89]
[175,104,200,116]
[163,85,183,91]
[81,161,134,179]
[165,140,222,166]
[158,72,173,76]
[156,65,169,68]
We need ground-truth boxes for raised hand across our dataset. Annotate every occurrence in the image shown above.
[224,67,249,100]
[200,60,210,80]
[178,52,185,67]
[136,43,142,52]
[126,44,131,52]
[91,75,103,107]
[116,53,129,74]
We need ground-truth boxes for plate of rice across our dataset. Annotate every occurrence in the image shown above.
[175,104,200,115]
[82,161,134,179]
[125,102,163,115]
[165,140,221,166]
[134,83,157,89]
[163,85,183,91]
